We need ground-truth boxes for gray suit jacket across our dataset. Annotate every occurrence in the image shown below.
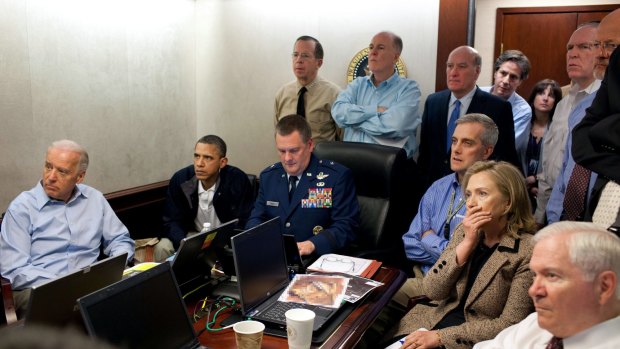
[396,225,534,349]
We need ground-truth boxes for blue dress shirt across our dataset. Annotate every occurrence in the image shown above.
[0,182,135,290]
[546,92,599,224]
[332,71,422,158]
[481,86,532,146]
[402,173,465,274]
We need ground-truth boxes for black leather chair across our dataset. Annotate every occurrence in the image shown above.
[0,213,17,326]
[247,173,259,201]
[1,273,17,326]
[313,141,420,269]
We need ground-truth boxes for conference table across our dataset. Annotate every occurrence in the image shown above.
[193,266,406,349]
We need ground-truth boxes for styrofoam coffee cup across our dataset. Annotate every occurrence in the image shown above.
[285,308,315,349]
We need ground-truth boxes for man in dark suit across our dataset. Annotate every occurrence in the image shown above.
[246,115,359,256]
[573,42,620,230]
[417,45,519,190]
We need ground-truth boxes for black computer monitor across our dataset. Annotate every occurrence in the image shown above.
[25,253,128,330]
[78,263,203,349]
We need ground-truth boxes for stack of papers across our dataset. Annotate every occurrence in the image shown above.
[307,253,382,278]
[122,262,159,278]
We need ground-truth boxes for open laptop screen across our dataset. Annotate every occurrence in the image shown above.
[231,217,289,315]
[78,263,199,349]
[25,252,128,329]
[172,218,238,290]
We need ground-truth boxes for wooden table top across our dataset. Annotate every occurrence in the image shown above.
[193,266,406,349]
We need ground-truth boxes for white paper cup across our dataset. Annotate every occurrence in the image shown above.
[233,320,265,349]
[285,308,316,349]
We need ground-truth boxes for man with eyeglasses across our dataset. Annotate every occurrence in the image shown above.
[535,22,601,226]
[275,36,341,143]
[593,9,620,80]
[572,8,620,232]
[481,50,532,148]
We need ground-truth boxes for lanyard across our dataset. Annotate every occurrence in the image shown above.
[444,189,465,239]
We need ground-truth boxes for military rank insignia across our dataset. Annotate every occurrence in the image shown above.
[301,188,332,208]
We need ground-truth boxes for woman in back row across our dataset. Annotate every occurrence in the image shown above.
[518,79,563,211]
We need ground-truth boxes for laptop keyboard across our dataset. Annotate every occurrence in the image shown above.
[261,302,303,322]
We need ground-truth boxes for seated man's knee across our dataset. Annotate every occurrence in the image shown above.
[153,238,175,262]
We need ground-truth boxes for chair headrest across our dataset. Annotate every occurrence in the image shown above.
[314,141,407,197]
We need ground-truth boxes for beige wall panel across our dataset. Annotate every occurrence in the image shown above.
[0,0,195,210]
[195,0,440,176]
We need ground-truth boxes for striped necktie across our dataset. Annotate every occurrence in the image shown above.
[545,336,563,349]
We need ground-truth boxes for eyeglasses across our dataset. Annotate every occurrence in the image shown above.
[591,42,619,53]
[320,256,356,273]
[292,52,314,61]
[566,43,597,52]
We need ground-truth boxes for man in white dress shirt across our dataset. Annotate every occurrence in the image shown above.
[474,221,620,349]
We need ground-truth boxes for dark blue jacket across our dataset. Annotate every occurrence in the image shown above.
[163,164,254,248]
[246,154,359,255]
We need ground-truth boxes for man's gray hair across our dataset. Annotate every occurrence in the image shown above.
[455,113,499,147]
[49,140,89,172]
[535,221,620,298]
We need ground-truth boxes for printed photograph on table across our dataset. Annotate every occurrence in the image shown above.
[279,274,348,308]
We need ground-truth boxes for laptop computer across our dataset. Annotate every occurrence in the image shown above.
[78,262,207,349]
[231,217,339,332]
[24,252,128,329]
[171,219,238,295]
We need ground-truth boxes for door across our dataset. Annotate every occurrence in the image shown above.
[495,5,619,98]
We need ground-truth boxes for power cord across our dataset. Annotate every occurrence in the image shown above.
[194,296,239,332]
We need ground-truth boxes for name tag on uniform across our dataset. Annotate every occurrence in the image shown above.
[267,201,279,207]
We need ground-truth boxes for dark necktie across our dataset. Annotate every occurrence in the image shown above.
[545,336,563,349]
[297,86,307,118]
[563,164,591,221]
[288,176,298,201]
[446,100,461,150]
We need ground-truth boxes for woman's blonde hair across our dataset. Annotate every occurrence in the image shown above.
[463,161,536,237]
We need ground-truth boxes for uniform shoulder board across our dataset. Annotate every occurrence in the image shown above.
[317,158,342,171]
[261,162,283,174]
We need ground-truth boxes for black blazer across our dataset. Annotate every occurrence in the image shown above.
[418,87,520,189]
[572,49,620,183]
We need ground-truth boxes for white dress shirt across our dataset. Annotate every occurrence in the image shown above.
[474,312,620,349]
